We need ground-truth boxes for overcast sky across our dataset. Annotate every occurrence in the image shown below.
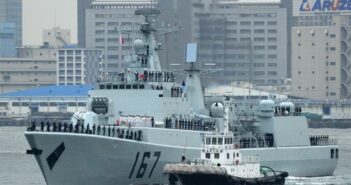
[23,0,77,45]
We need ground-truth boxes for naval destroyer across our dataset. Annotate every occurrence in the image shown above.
[25,8,338,185]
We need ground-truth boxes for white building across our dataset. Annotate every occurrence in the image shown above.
[291,0,351,100]
[43,27,71,48]
[57,48,102,85]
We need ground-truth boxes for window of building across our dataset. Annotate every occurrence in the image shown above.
[330,34,336,38]
[268,71,277,76]
[95,38,105,43]
[267,21,277,26]
[267,29,277,34]
[330,47,336,51]
[240,21,251,26]
[253,37,265,42]
[268,45,277,50]
[240,29,251,34]
[254,45,265,50]
[254,63,264,67]
[268,63,277,67]
[254,54,265,59]
[330,61,336,65]
[67,50,73,55]
[254,29,265,34]
[254,71,265,76]
[95,22,105,26]
[267,54,277,59]
[268,37,277,42]
[95,30,105,35]
[254,21,264,26]
[330,77,336,80]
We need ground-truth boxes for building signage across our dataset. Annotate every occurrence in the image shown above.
[299,0,351,12]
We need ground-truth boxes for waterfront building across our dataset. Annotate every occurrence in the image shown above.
[0,22,16,57]
[291,0,351,100]
[57,48,102,85]
[0,0,22,47]
[0,85,92,118]
[191,0,288,86]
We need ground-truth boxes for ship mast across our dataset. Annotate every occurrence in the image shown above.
[135,8,162,71]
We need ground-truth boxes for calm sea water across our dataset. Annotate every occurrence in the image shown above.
[0,127,350,185]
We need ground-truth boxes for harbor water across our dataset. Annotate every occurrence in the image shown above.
[0,127,350,185]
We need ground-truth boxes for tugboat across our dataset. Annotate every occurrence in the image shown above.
[164,101,288,185]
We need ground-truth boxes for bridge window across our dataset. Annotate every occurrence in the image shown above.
[330,149,334,159]
[126,85,131,89]
[99,85,105,89]
[205,153,210,159]
[212,137,217,145]
[113,85,118,89]
[139,84,145,89]
[106,84,112,89]
[214,153,220,159]
[119,85,125,89]
[336,149,338,159]
[206,138,211,145]
[218,138,223,145]
[132,84,138,89]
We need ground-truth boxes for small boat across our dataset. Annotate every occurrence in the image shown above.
[164,108,288,185]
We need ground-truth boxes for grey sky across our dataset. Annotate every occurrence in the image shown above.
[23,0,77,46]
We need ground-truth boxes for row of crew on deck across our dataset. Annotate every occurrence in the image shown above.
[142,71,175,82]
[310,135,330,146]
[27,121,143,141]
[164,117,216,131]
[100,70,175,83]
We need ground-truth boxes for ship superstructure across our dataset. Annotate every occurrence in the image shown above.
[25,8,338,185]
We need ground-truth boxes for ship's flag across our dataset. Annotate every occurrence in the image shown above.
[119,34,124,45]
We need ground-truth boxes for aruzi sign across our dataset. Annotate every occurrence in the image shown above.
[300,0,351,12]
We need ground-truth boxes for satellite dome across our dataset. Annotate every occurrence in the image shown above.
[133,39,144,50]
[210,102,224,117]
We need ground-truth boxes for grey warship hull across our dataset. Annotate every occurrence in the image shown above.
[25,127,337,185]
